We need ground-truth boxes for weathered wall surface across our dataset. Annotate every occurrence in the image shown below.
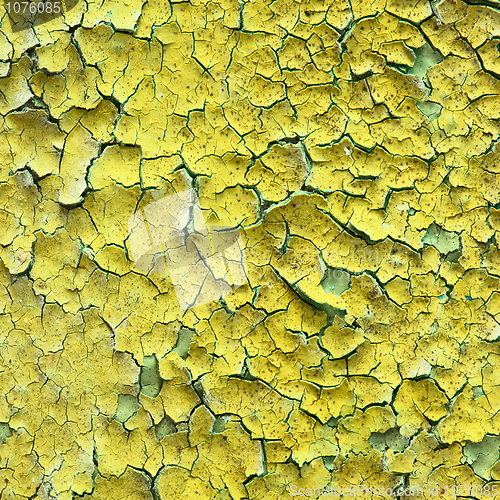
[1,0,500,497]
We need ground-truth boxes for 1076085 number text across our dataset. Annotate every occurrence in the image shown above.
[4,1,61,14]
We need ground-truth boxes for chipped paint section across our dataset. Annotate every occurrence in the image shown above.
[2,0,500,497]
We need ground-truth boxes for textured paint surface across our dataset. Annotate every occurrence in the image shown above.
[2,0,500,497]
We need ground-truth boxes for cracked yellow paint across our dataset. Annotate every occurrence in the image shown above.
[3,0,500,496]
